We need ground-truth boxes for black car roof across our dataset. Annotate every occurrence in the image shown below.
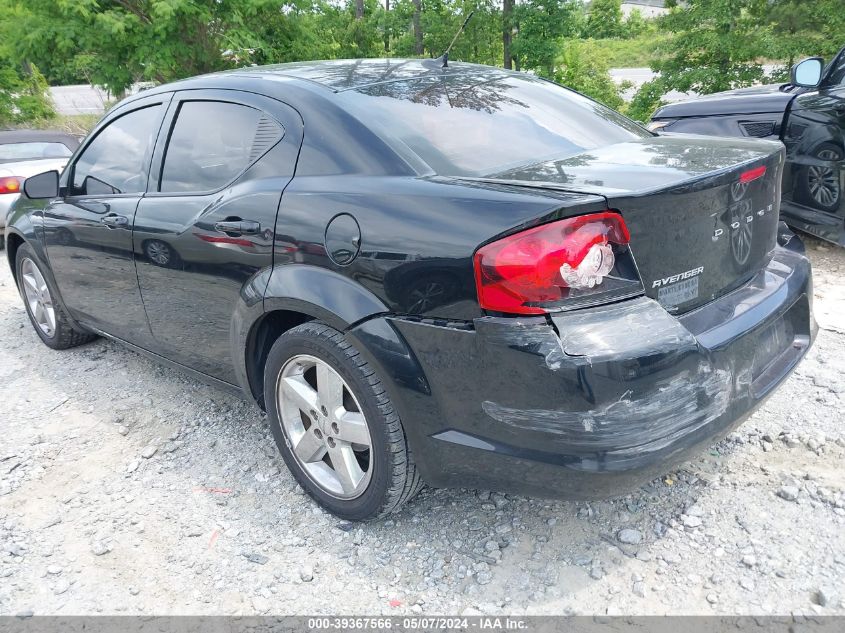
[226,58,507,92]
[0,130,80,149]
[129,59,514,99]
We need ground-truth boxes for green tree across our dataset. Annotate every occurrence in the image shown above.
[415,0,500,64]
[651,0,767,95]
[0,60,54,126]
[512,0,577,78]
[229,0,333,65]
[0,2,55,124]
[502,0,514,69]
[556,39,624,110]
[5,0,259,94]
[625,77,664,122]
[760,0,845,70]
[622,8,648,39]
[585,0,622,39]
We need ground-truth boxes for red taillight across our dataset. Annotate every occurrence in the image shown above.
[473,212,631,315]
[194,233,255,248]
[0,176,23,195]
[739,165,766,184]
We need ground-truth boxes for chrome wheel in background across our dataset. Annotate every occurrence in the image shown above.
[808,148,841,209]
[21,257,56,338]
[145,240,172,267]
[276,354,373,499]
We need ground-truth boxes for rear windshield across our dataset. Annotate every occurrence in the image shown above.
[0,142,73,162]
[339,71,652,177]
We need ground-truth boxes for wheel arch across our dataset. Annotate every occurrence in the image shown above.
[237,264,391,408]
[5,231,25,286]
[809,139,844,158]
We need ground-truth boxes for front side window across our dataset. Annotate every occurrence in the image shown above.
[160,101,281,193]
[71,105,162,195]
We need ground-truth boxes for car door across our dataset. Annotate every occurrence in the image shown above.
[43,94,171,343]
[132,90,303,382]
[782,47,845,243]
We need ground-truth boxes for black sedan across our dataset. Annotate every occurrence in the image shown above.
[6,60,815,520]
[650,46,845,246]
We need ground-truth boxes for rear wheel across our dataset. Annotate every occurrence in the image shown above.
[264,321,423,521]
[15,243,96,350]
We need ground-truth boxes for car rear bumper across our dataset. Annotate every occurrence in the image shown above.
[353,244,816,499]
[0,193,17,230]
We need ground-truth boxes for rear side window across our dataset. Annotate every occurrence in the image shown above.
[160,101,283,193]
[71,105,162,195]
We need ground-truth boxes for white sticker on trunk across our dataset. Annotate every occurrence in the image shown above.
[657,276,699,308]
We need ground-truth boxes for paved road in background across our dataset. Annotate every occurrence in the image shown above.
[609,65,781,103]
[49,84,111,116]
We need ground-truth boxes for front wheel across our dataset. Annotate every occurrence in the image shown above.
[797,143,842,213]
[264,321,423,521]
[15,243,97,350]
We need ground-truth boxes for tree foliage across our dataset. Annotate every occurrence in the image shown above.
[0,3,54,125]
[556,39,624,110]
[585,0,622,39]
[1,0,843,126]
[0,60,54,126]
[652,0,767,95]
[511,0,578,78]
[633,0,845,115]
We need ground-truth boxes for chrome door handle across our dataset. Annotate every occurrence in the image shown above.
[101,214,128,228]
[214,219,261,235]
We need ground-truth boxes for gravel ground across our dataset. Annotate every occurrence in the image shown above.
[1,237,844,617]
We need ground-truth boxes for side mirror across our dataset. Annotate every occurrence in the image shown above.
[791,57,824,88]
[23,170,60,199]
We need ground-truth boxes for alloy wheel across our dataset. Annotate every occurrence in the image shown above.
[808,148,841,209]
[276,354,373,499]
[146,240,171,266]
[21,258,56,338]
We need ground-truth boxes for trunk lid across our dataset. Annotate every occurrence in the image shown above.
[484,134,786,313]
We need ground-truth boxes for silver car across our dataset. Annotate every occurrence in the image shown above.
[1,130,80,248]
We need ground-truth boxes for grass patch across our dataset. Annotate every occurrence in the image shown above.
[592,33,676,68]
[16,113,101,137]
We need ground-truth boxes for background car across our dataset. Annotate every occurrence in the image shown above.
[649,46,845,246]
[0,130,80,249]
[7,60,814,521]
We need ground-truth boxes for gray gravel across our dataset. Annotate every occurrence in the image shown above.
[1,237,844,616]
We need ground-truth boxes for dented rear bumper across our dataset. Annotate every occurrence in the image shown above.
[370,245,815,499]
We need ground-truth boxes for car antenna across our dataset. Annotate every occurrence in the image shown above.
[438,10,475,68]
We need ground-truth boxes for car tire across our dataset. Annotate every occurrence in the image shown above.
[15,243,97,350]
[264,320,423,521]
[797,142,842,214]
[144,239,180,269]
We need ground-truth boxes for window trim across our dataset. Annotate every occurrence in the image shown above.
[150,97,285,198]
[62,96,171,200]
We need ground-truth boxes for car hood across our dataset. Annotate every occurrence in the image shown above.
[0,158,69,178]
[653,83,798,119]
[478,134,782,196]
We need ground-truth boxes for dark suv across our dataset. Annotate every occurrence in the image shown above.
[650,46,845,245]
[7,60,815,520]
